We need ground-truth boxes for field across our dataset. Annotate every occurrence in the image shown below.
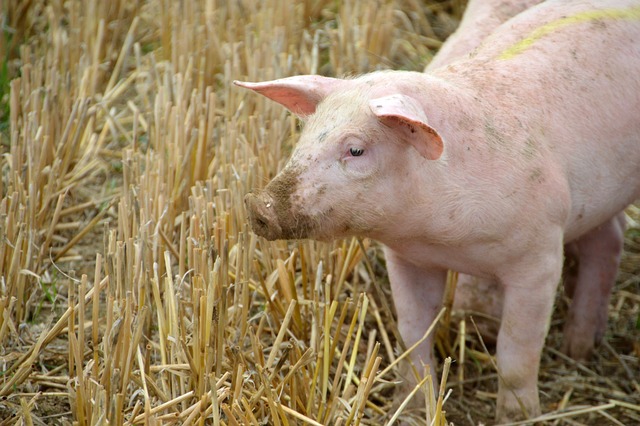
[0,0,639,424]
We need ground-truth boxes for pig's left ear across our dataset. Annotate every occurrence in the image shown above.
[234,76,344,117]
[370,94,444,160]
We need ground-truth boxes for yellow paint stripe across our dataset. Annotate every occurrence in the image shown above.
[499,6,640,60]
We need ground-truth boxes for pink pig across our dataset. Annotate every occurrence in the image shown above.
[427,0,627,360]
[237,0,640,421]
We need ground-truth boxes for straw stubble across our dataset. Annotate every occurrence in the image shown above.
[1,0,638,425]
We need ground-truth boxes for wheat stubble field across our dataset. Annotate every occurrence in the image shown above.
[0,0,638,425]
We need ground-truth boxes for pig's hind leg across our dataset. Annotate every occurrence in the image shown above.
[561,212,626,360]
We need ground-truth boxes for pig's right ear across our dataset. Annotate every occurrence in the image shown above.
[234,76,344,117]
[370,94,444,160]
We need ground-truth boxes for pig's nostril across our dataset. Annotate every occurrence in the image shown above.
[254,212,270,229]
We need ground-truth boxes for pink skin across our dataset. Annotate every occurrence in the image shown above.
[428,0,627,362]
[238,0,640,421]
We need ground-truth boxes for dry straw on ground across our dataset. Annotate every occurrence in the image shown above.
[0,0,638,425]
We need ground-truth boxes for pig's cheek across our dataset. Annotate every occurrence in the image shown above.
[340,156,370,179]
[294,181,330,217]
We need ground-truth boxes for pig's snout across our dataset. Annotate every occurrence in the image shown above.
[244,192,283,241]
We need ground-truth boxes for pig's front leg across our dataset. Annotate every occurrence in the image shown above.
[562,213,625,359]
[495,235,564,422]
[384,247,447,404]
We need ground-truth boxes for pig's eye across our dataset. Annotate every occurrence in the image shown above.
[349,147,364,157]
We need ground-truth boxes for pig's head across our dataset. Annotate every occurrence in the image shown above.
[236,73,444,241]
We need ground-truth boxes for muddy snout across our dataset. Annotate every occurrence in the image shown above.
[244,192,283,241]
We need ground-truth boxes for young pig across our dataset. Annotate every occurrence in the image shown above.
[428,0,627,361]
[237,0,640,421]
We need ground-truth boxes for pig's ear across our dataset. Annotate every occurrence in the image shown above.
[234,76,344,117]
[370,94,444,160]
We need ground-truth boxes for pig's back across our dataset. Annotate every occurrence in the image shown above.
[446,0,640,241]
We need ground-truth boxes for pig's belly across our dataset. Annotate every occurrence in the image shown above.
[385,241,508,280]
[563,182,640,243]
[560,130,640,242]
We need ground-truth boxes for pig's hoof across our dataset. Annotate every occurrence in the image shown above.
[496,405,541,424]
[561,317,606,360]
[561,333,597,361]
[496,390,540,424]
[390,385,423,414]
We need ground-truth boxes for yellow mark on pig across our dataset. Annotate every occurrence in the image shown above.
[499,6,640,60]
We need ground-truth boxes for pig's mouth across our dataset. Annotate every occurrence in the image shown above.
[244,191,319,240]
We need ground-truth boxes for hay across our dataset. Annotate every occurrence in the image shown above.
[0,0,638,425]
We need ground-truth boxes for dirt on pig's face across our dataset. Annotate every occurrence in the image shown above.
[246,88,407,241]
[260,164,320,240]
